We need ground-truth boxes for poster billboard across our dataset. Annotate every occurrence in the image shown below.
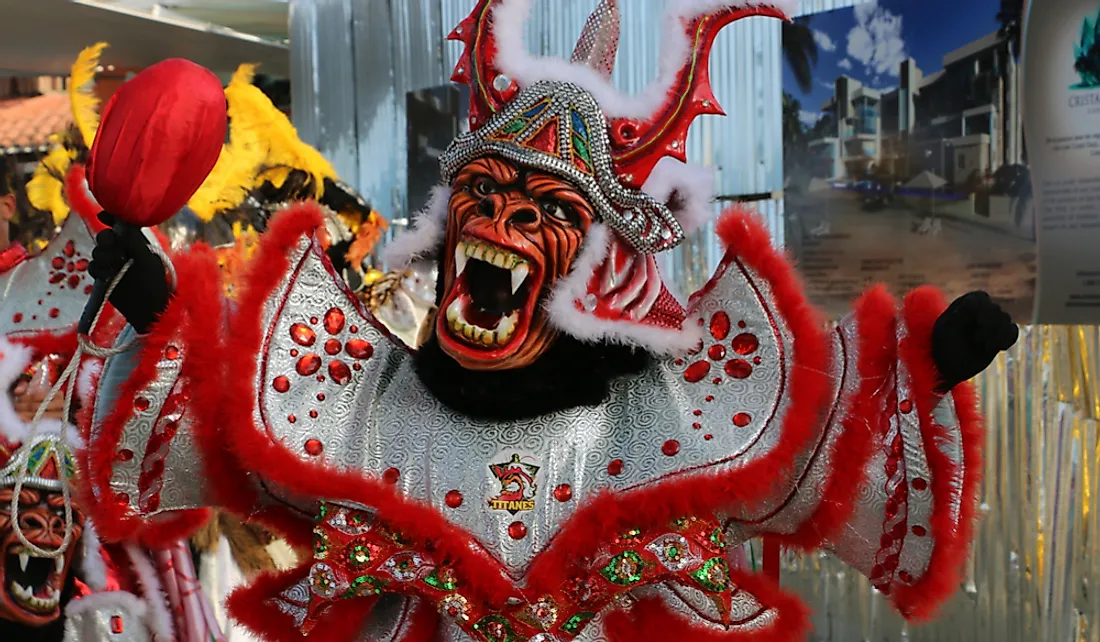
[406,85,468,217]
[782,0,1035,321]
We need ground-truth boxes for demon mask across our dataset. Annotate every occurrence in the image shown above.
[0,435,83,629]
[436,157,594,370]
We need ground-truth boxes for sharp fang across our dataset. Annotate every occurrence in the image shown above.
[55,557,63,574]
[19,552,28,573]
[455,244,469,277]
[511,263,529,295]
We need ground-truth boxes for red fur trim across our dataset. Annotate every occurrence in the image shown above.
[779,286,898,549]
[12,329,77,363]
[79,247,221,543]
[890,287,983,620]
[603,569,810,641]
[64,164,106,232]
[227,565,376,642]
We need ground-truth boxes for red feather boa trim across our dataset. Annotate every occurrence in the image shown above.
[603,569,811,641]
[886,286,982,619]
[79,247,221,544]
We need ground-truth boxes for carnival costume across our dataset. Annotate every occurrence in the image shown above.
[83,1,1019,641]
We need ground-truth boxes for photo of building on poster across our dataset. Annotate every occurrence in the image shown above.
[782,0,1034,320]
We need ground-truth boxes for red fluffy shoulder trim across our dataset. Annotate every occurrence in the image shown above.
[603,568,811,641]
[890,286,982,619]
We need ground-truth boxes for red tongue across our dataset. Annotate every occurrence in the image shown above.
[462,295,505,330]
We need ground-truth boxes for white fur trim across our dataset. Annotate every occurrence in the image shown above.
[642,158,716,235]
[76,357,103,412]
[381,184,451,267]
[63,589,148,621]
[80,520,109,591]
[492,0,797,120]
[124,543,175,642]
[545,223,703,354]
[0,336,35,441]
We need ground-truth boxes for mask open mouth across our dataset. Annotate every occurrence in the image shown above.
[439,237,541,356]
[3,544,64,619]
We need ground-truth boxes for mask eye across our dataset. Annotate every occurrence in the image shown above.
[540,200,578,226]
[474,178,497,197]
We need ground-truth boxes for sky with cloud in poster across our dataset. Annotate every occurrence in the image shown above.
[785,0,1002,127]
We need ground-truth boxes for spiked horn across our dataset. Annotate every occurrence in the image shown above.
[448,0,520,130]
[571,0,621,78]
[609,4,791,189]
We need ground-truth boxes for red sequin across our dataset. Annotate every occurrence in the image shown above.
[731,333,760,355]
[709,311,730,340]
[712,377,722,384]
[49,273,64,284]
[329,361,352,385]
[898,571,913,584]
[911,478,928,491]
[84,285,93,294]
[674,359,684,366]
[67,261,75,272]
[325,339,342,356]
[899,400,913,414]
[911,525,926,537]
[508,521,528,540]
[310,317,319,325]
[705,395,714,402]
[350,325,359,334]
[724,359,752,379]
[324,307,346,335]
[63,240,75,257]
[165,345,180,360]
[117,449,134,462]
[51,257,64,270]
[288,415,297,424]
[607,459,624,476]
[134,397,150,412]
[346,339,374,360]
[692,423,701,430]
[554,484,573,502]
[683,361,711,383]
[290,323,317,347]
[693,409,702,417]
[353,363,362,372]
[733,413,752,427]
[383,468,400,484]
[753,356,762,365]
[67,274,81,289]
[661,440,680,456]
[297,354,322,376]
[317,393,326,401]
[273,376,290,393]
[704,434,713,441]
[110,615,124,634]
[707,345,727,361]
[290,349,299,357]
[445,490,464,508]
[738,320,747,329]
[305,439,323,456]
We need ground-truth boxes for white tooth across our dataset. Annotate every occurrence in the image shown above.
[446,297,462,322]
[511,263,529,295]
[54,557,63,574]
[455,245,469,277]
[12,582,30,600]
[492,253,506,268]
[464,242,477,258]
[473,245,485,260]
[19,552,28,573]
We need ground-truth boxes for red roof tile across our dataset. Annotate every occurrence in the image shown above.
[0,93,71,154]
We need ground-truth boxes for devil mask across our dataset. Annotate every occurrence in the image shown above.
[0,434,83,628]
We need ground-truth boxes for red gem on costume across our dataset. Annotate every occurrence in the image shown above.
[49,273,64,284]
[383,468,400,484]
[705,395,714,402]
[712,377,722,384]
[51,257,64,269]
[329,361,352,385]
[346,339,373,360]
[288,415,297,424]
[350,325,359,334]
[753,356,762,365]
[709,312,731,340]
[165,345,180,360]
[692,423,701,430]
[75,259,88,271]
[899,400,913,414]
[67,261,75,272]
[297,354,322,376]
[317,393,326,401]
[12,313,21,323]
[708,345,726,361]
[693,409,702,417]
[738,320,747,329]
[84,285,93,294]
[683,361,710,383]
[912,478,928,491]
[324,307,346,335]
[353,363,362,371]
[290,323,317,347]
[704,434,713,441]
[110,615,124,634]
[324,339,342,356]
[508,521,528,540]
[674,359,684,366]
[310,316,319,325]
[134,397,150,412]
[899,571,913,583]
[273,376,291,393]
[117,449,134,462]
[607,459,624,476]
[880,534,893,548]
[733,413,752,427]
[114,492,129,506]
[309,410,319,419]
[305,439,323,456]
[67,274,81,289]
[662,440,680,456]
[731,333,759,355]
[64,241,75,257]
[554,484,573,502]
[724,359,752,379]
[290,349,299,357]
[445,490,464,508]
[912,525,926,537]
[48,307,60,319]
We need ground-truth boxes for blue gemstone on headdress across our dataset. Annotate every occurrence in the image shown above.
[571,109,589,141]
[522,101,549,119]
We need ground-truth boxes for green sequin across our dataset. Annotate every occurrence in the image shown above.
[423,567,459,591]
[560,612,596,635]
[709,527,726,550]
[316,502,328,522]
[471,615,518,642]
[349,544,370,567]
[342,575,388,598]
[312,529,329,559]
[691,557,731,592]
[600,551,645,586]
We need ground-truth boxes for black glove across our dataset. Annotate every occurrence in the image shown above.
[88,212,170,333]
[931,291,1018,392]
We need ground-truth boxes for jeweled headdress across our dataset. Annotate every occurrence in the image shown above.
[391,0,795,352]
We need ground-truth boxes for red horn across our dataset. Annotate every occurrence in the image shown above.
[609,5,790,189]
[449,0,520,131]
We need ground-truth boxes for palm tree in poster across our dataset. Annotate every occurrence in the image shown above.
[996,0,1024,58]
[783,17,819,94]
